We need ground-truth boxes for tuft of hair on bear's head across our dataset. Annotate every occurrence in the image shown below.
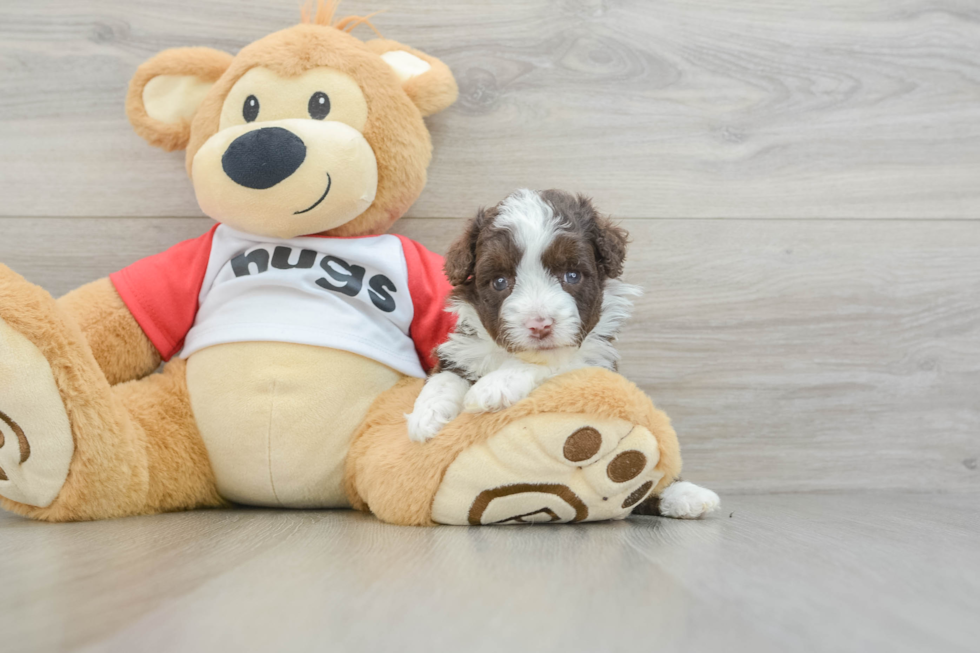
[300,0,385,37]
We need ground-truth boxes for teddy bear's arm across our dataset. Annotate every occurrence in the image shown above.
[57,277,162,386]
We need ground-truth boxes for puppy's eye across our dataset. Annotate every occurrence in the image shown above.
[491,277,509,291]
[308,92,330,120]
[243,95,260,122]
[563,271,582,285]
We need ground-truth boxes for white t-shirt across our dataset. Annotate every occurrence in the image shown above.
[111,224,455,377]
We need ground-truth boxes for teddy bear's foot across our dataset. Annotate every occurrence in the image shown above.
[0,265,224,522]
[0,316,74,508]
[431,414,664,525]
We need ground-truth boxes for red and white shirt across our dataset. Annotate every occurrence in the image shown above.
[110,225,455,378]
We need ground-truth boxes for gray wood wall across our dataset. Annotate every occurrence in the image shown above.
[1,0,978,493]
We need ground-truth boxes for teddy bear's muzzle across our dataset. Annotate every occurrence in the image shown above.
[192,119,378,239]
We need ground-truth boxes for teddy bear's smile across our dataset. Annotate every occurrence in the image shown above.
[294,172,332,215]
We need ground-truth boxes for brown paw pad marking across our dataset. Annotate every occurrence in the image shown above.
[622,480,654,509]
[562,426,602,463]
[0,409,31,482]
[607,450,646,483]
[468,483,589,525]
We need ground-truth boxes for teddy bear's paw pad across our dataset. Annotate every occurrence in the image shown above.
[0,318,73,507]
[431,413,663,525]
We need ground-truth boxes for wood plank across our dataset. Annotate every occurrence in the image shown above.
[2,494,979,652]
[3,1,980,219]
[1,216,977,492]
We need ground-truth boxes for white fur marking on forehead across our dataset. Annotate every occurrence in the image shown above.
[381,51,432,83]
[495,190,581,350]
[493,189,562,252]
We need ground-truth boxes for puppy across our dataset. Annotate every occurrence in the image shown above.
[406,188,641,442]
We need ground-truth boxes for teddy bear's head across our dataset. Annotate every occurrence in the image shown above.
[126,5,457,238]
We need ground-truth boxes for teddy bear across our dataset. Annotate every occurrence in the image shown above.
[0,5,717,526]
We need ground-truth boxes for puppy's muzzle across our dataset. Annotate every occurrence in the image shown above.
[222,127,307,190]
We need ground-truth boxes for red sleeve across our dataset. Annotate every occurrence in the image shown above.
[395,234,457,373]
[109,225,217,361]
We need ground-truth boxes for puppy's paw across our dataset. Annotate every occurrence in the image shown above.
[657,481,720,519]
[406,405,450,443]
[464,369,538,413]
[406,395,464,443]
[406,372,469,442]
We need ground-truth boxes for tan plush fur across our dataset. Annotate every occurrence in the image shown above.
[187,342,401,508]
[57,278,162,386]
[0,265,223,522]
[345,368,682,526]
[113,359,225,516]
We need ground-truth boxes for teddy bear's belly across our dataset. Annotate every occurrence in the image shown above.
[185,342,404,508]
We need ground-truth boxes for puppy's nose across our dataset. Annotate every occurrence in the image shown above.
[526,316,554,339]
[222,127,307,189]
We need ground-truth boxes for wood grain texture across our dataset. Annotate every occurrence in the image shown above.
[3,1,980,218]
[2,493,979,653]
[2,217,977,493]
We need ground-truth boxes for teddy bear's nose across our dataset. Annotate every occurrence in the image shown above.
[221,127,307,190]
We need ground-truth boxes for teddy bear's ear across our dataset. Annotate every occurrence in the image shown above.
[126,47,234,152]
[365,39,458,117]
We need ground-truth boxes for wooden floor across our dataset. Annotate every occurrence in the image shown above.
[2,493,978,653]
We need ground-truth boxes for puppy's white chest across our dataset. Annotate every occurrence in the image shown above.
[513,347,581,371]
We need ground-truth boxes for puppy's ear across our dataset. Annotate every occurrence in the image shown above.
[581,195,629,278]
[444,209,489,286]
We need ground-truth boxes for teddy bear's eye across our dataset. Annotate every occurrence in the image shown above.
[243,95,260,122]
[308,92,330,120]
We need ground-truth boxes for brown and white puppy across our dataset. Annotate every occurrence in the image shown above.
[407,189,641,442]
